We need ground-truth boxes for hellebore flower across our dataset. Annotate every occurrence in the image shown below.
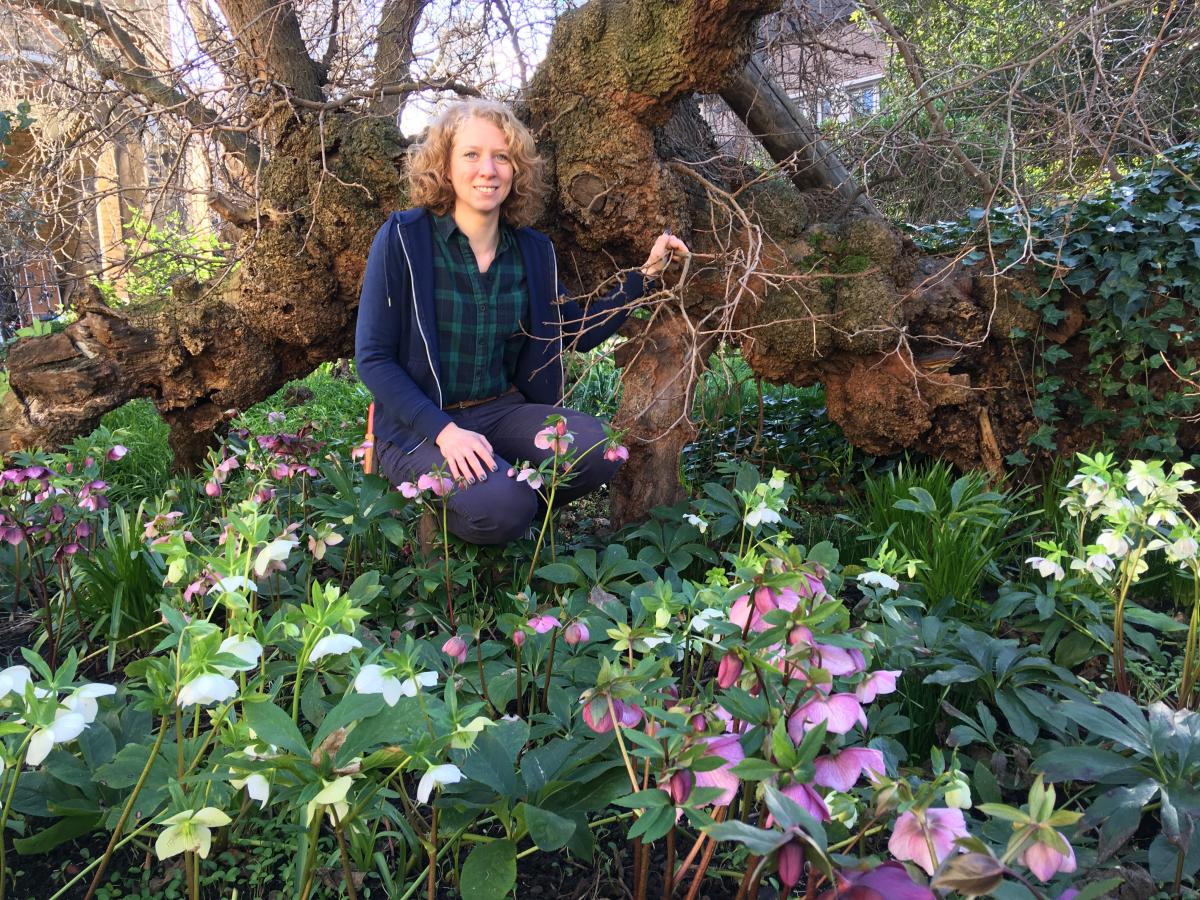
[788,693,867,740]
[817,862,936,900]
[155,807,232,860]
[511,629,526,648]
[745,504,781,528]
[528,615,561,633]
[514,466,544,490]
[305,776,353,825]
[944,773,972,810]
[682,513,709,533]
[667,769,694,805]
[351,439,372,461]
[0,665,33,699]
[563,622,589,646]
[354,666,436,706]
[814,644,867,676]
[106,445,128,461]
[177,673,238,708]
[230,772,270,808]
[856,669,901,703]
[217,636,263,675]
[1022,829,1077,881]
[889,807,969,875]
[254,535,297,577]
[777,839,804,893]
[26,712,88,767]
[417,473,454,496]
[204,480,222,498]
[62,682,117,724]
[603,444,629,462]
[399,481,422,499]
[309,633,362,662]
[1026,556,1066,581]
[534,427,573,454]
[730,586,786,633]
[813,747,887,792]
[417,763,464,803]
[717,654,743,689]
[858,570,900,592]
[208,576,258,596]
[442,635,468,664]
[693,734,744,807]
[581,695,642,734]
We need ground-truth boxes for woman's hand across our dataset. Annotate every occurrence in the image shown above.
[640,232,690,279]
[435,422,496,483]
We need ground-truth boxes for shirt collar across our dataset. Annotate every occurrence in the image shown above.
[433,212,512,252]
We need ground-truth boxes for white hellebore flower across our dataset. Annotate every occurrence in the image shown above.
[230,771,270,808]
[1025,556,1066,581]
[744,504,782,528]
[254,536,298,577]
[682,513,709,534]
[309,633,362,663]
[62,683,117,724]
[858,570,900,592]
[177,673,239,708]
[690,608,725,632]
[216,636,263,675]
[417,763,463,804]
[354,665,403,706]
[1096,530,1130,559]
[305,775,353,825]
[208,576,258,596]
[398,671,439,698]
[1169,536,1200,563]
[0,666,32,699]
[26,712,88,767]
[155,807,231,860]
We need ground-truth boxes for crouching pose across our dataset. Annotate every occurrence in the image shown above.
[355,99,688,544]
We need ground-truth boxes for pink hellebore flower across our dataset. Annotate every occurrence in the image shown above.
[814,644,867,676]
[214,457,240,479]
[888,808,969,876]
[267,411,286,424]
[441,635,468,665]
[813,747,887,792]
[511,629,526,648]
[204,480,222,498]
[717,654,743,689]
[351,440,372,461]
[254,487,276,504]
[581,696,643,734]
[106,445,128,461]
[533,427,573,455]
[603,444,629,463]
[778,839,804,893]
[856,670,902,703]
[692,734,744,807]
[515,467,544,490]
[770,780,831,825]
[270,463,291,480]
[788,693,867,741]
[816,862,936,900]
[1022,830,1077,882]
[667,769,694,805]
[528,615,561,634]
[563,622,589,646]
[796,572,825,599]
[428,476,455,496]
[399,481,422,499]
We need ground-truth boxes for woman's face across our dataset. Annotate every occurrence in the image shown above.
[448,116,514,220]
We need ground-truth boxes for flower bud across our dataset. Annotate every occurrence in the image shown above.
[777,839,804,892]
[563,621,589,646]
[442,635,468,664]
[945,774,972,810]
[511,629,526,648]
[667,769,694,805]
[717,653,743,689]
[555,419,568,436]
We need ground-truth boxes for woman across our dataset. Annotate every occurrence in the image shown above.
[355,99,688,544]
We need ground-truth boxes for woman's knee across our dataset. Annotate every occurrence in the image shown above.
[447,478,537,545]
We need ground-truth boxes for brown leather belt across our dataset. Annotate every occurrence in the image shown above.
[443,386,518,412]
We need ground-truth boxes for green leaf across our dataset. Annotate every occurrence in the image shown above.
[730,758,779,781]
[243,700,309,758]
[613,789,671,809]
[312,692,385,749]
[14,813,101,855]
[534,563,579,585]
[706,820,786,855]
[523,804,575,852]
[460,839,517,900]
[1037,747,1134,782]
[628,805,675,842]
[1071,878,1127,900]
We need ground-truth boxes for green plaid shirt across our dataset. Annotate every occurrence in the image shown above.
[431,213,528,405]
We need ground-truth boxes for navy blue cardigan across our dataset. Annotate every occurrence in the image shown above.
[355,208,646,454]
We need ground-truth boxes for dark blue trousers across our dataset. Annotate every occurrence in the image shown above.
[376,392,621,545]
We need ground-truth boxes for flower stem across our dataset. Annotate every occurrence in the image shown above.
[442,503,456,630]
[607,696,640,794]
[540,629,558,715]
[0,732,32,900]
[84,716,168,900]
[426,805,439,900]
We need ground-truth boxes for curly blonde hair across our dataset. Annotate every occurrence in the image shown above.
[408,100,545,229]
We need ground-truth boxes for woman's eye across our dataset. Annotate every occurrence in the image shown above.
[496,155,511,164]
[464,151,478,159]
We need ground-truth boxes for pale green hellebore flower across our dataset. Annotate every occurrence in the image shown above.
[155,807,232,860]
[305,775,353,826]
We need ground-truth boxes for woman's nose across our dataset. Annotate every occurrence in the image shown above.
[478,155,497,176]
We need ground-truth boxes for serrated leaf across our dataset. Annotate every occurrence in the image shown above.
[460,839,516,900]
